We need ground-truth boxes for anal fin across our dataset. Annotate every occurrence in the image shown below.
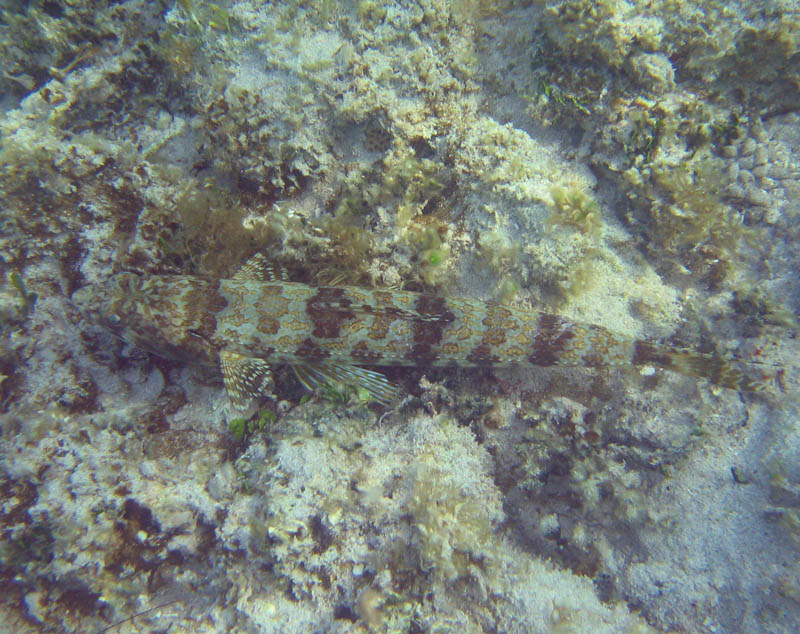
[220,349,275,407]
[292,363,400,406]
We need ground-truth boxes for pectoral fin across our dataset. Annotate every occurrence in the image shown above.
[220,349,275,406]
[292,363,400,406]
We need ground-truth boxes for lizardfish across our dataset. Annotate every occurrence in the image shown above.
[71,254,775,405]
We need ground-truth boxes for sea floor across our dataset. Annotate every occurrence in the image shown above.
[1,1,799,632]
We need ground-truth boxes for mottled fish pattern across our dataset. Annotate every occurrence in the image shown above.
[71,254,775,405]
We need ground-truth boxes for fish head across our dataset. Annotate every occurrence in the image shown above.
[71,273,218,363]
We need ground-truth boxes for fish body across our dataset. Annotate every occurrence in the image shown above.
[71,255,773,405]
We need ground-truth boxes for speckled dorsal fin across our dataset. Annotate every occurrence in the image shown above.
[292,363,400,406]
[232,254,288,282]
[220,349,275,406]
[314,269,358,286]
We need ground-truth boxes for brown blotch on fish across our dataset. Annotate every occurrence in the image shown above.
[412,295,455,344]
[406,343,439,365]
[483,305,514,329]
[257,315,281,335]
[441,342,461,356]
[306,288,356,339]
[368,313,396,340]
[406,295,456,365]
[259,293,291,319]
[372,290,396,307]
[296,337,332,362]
[581,353,606,368]
[451,324,475,340]
[481,327,506,347]
[350,341,383,364]
[529,313,574,366]
[467,344,501,365]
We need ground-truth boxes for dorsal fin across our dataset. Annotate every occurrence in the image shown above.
[233,254,288,282]
[314,269,359,287]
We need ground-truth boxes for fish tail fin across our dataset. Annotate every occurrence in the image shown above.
[632,341,779,392]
